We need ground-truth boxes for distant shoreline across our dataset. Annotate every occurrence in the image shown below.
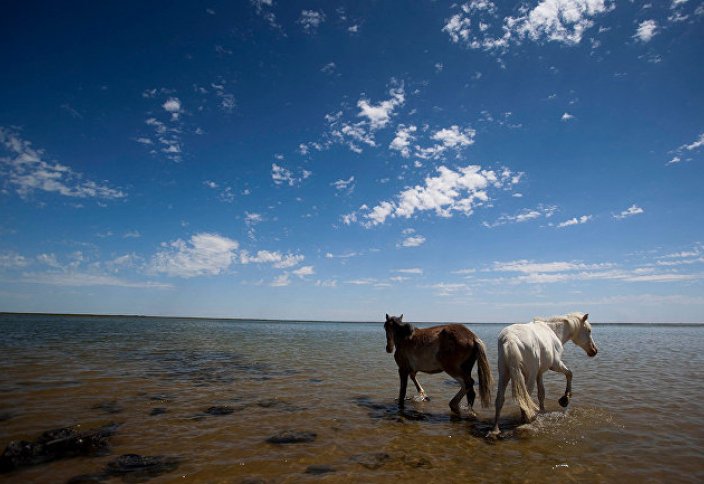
[1,312,703,326]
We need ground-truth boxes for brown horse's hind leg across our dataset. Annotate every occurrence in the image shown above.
[449,378,467,415]
[464,376,476,416]
[460,357,477,414]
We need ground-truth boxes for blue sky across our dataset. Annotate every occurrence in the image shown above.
[1,0,703,322]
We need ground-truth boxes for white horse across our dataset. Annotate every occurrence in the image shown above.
[488,312,598,436]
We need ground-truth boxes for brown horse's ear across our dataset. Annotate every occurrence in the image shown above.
[385,313,390,321]
[399,314,403,321]
[582,313,589,322]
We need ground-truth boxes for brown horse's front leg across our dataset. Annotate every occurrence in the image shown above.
[398,368,409,408]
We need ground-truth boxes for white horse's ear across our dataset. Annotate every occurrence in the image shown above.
[582,313,589,322]
[400,314,403,321]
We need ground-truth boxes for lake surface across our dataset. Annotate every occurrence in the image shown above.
[1,314,703,483]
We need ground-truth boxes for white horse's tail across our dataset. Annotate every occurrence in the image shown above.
[505,338,539,420]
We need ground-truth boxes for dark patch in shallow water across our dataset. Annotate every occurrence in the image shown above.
[134,349,299,386]
[0,423,118,473]
[149,407,167,416]
[91,401,123,414]
[351,452,392,470]
[266,430,317,444]
[255,398,301,412]
[305,464,336,475]
[352,395,432,422]
[205,406,236,416]
[69,453,181,483]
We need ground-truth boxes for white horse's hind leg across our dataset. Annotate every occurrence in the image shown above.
[410,372,429,401]
[537,373,546,412]
[552,360,573,407]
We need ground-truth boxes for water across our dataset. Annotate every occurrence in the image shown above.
[1,314,703,483]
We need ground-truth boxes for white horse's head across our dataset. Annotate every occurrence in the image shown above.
[572,313,598,357]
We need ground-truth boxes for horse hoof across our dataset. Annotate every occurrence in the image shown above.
[558,396,570,408]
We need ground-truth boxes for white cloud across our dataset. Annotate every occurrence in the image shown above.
[162,97,182,120]
[144,113,183,163]
[483,204,557,228]
[332,176,355,192]
[244,212,263,226]
[271,273,291,287]
[0,128,126,200]
[356,165,517,226]
[511,0,613,45]
[357,85,405,129]
[272,163,310,187]
[148,233,239,278]
[395,267,423,274]
[399,235,426,248]
[561,112,575,121]
[240,250,303,269]
[444,0,614,50]
[251,0,281,31]
[679,132,704,151]
[413,125,477,160]
[667,132,704,165]
[292,265,315,277]
[20,271,172,289]
[389,124,417,158]
[432,125,476,148]
[321,62,336,75]
[345,278,377,285]
[0,251,29,268]
[442,13,472,43]
[634,20,658,42]
[315,279,338,287]
[614,204,644,219]
[210,82,236,113]
[299,10,326,34]
[429,282,469,297]
[340,212,358,225]
[556,214,592,227]
[492,260,613,273]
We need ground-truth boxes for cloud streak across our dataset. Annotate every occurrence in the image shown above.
[0,128,125,200]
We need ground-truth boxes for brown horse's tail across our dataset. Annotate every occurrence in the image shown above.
[475,337,493,408]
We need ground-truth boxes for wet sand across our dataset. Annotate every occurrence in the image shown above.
[1,315,703,482]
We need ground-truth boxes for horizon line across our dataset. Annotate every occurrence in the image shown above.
[1,312,703,326]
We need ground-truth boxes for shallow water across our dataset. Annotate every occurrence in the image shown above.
[1,314,703,483]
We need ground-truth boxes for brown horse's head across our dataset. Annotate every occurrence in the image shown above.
[573,313,598,357]
[384,313,413,353]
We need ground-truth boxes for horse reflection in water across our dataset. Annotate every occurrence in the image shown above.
[384,314,493,417]
[488,312,598,437]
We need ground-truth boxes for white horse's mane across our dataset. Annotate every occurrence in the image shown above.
[532,312,585,325]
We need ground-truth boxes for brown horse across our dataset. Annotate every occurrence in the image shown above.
[384,314,493,416]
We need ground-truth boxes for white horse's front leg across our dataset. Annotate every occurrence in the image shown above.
[410,372,429,401]
[552,361,573,407]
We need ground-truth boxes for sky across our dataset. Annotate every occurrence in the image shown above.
[1,0,703,323]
